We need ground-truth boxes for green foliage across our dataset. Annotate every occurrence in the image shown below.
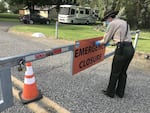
[77,0,150,29]
[0,1,7,13]
[124,0,150,28]
[5,0,24,13]
[0,13,19,19]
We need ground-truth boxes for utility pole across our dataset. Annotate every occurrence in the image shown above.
[55,0,61,39]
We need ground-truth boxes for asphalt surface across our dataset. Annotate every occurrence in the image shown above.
[0,22,150,113]
[0,22,20,32]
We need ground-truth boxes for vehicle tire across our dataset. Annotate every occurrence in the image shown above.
[29,20,34,24]
[46,20,50,25]
[23,20,27,24]
[86,21,89,25]
[71,20,74,24]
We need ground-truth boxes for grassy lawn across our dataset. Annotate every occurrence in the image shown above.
[10,23,103,40]
[136,30,150,52]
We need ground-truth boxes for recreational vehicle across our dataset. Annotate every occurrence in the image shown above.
[58,5,98,24]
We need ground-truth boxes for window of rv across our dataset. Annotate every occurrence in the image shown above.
[71,9,75,15]
[85,9,90,15]
[59,7,70,15]
[80,10,84,14]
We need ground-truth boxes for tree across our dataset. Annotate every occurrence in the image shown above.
[5,0,24,13]
[124,0,150,28]
[77,0,150,28]
[6,0,77,13]
[0,1,7,13]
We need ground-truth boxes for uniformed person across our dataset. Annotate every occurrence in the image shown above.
[99,10,135,98]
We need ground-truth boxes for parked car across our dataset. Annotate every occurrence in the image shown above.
[19,14,51,24]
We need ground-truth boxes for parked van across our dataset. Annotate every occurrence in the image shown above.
[58,5,98,24]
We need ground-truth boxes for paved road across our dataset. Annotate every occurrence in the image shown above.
[0,22,20,32]
[1,22,150,113]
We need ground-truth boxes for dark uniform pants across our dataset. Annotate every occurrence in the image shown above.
[106,43,135,97]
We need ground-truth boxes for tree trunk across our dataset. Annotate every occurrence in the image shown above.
[136,0,140,29]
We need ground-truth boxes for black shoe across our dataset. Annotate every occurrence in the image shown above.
[102,90,114,98]
[116,93,124,98]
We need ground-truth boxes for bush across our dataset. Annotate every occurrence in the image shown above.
[0,13,19,19]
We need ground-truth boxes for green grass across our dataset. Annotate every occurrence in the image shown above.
[11,24,56,37]
[135,31,150,52]
[10,23,104,40]
[58,24,103,40]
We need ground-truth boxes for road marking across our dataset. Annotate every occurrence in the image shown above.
[11,76,70,113]
[12,87,49,113]
[41,97,70,113]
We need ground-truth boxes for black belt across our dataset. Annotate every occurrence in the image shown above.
[117,42,132,46]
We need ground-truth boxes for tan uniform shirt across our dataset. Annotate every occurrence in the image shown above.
[104,18,132,44]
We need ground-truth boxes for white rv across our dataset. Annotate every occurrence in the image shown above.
[58,5,98,24]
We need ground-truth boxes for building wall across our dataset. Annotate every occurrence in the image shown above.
[19,9,30,15]
[19,5,58,20]
[39,10,48,18]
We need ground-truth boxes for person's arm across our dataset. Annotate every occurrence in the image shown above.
[96,23,114,46]
[103,24,115,44]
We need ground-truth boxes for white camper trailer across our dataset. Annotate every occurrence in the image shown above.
[58,5,98,24]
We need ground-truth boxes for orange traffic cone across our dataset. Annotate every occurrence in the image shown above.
[19,62,42,104]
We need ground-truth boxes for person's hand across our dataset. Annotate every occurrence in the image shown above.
[95,41,101,46]
[95,39,105,46]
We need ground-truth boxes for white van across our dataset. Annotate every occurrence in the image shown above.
[58,5,98,24]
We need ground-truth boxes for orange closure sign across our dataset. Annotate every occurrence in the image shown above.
[72,37,105,75]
